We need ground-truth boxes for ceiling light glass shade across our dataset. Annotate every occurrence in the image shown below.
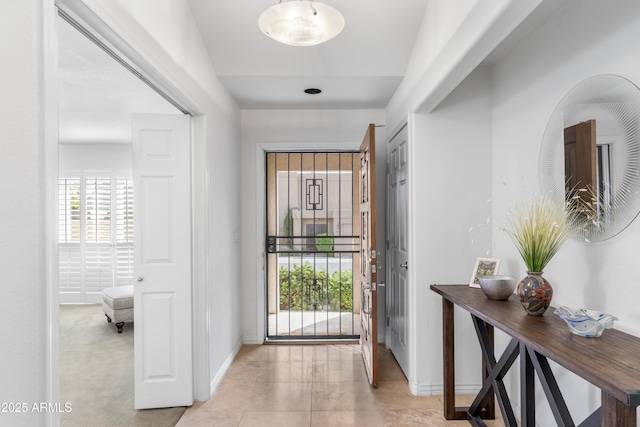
[258,1,345,47]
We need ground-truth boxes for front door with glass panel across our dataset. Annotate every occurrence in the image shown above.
[265,152,361,340]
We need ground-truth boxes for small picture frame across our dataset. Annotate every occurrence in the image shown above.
[469,257,501,288]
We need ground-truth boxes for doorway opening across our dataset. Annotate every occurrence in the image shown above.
[265,151,361,340]
[56,8,194,415]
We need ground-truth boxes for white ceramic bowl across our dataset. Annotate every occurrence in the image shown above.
[477,275,517,301]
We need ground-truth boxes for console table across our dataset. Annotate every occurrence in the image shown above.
[430,284,640,427]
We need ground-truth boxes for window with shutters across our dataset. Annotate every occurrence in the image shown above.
[85,176,113,290]
[58,177,82,291]
[58,172,134,302]
[115,177,134,286]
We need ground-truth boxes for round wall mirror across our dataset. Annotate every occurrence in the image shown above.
[539,74,640,242]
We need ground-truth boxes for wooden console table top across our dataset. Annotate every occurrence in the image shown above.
[430,284,640,407]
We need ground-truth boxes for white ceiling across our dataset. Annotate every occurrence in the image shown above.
[57,1,429,143]
[57,17,181,144]
[187,0,429,109]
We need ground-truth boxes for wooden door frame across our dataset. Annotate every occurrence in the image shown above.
[359,124,378,386]
[44,2,211,422]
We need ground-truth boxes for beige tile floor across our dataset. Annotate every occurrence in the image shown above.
[176,344,502,427]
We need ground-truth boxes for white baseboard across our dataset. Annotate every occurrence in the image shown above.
[209,336,244,396]
[242,335,258,344]
[409,381,482,396]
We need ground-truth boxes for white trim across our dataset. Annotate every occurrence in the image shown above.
[56,0,200,115]
[406,113,418,395]
[254,142,264,343]
[409,381,483,396]
[254,141,360,343]
[243,335,259,345]
[257,141,361,152]
[191,115,210,401]
[44,2,60,426]
[209,336,244,396]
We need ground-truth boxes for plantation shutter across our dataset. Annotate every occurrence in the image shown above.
[115,177,134,286]
[85,176,113,291]
[58,172,134,301]
[58,177,82,291]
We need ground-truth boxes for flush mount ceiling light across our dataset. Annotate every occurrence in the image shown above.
[258,0,345,47]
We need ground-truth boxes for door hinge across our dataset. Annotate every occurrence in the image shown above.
[371,264,377,274]
[387,316,390,327]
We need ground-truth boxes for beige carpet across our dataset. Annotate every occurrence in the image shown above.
[59,304,186,427]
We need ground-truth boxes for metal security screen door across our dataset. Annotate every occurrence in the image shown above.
[266,152,361,340]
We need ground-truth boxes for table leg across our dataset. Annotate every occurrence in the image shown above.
[443,298,465,419]
[469,316,518,426]
[442,298,495,420]
[602,391,637,426]
[484,325,496,420]
[520,342,535,427]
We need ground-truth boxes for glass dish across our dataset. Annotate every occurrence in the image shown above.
[554,306,618,338]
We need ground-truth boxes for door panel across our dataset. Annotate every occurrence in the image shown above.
[387,125,409,375]
[132,113,193,409]
[359,123,378,386]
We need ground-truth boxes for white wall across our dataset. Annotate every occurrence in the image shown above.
[491,0,640,423]
[59,143,132,171]
[206,102,242,394]
[0,3,49,426]
[381,0,640,419]
[402,0,477,85]
[387,0,542,127]
[383,0,541,397]
[405,68,493,394]
[240,109,386,343]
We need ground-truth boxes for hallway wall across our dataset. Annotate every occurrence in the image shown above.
[406,69,494,395]
[490,0,640,423]
[387,0,640,414]
[0,3,49,426]
[382,0,533,397]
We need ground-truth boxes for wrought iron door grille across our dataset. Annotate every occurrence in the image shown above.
[266,235,360,254]
[306,178,323,210]
[305,278,327,310]
[265,151,360,340]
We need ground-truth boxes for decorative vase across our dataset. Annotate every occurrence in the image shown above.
[517,272,553,316]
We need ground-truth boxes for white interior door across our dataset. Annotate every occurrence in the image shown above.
[132,113,193,409]
[387,125,409,376]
